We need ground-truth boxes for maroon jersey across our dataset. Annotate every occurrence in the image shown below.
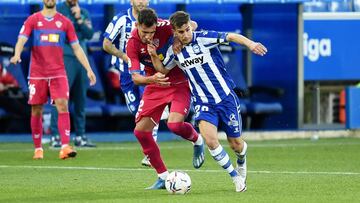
[19,12,78,79]
[126,19,187,85]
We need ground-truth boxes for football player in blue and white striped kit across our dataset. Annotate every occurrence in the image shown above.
[149,11,267,192]
[102,0,167,167]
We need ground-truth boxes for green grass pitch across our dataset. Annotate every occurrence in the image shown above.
[1,137,360,203]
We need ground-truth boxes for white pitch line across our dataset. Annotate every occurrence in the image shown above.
[0,142,360,152]
[0,165,359,176]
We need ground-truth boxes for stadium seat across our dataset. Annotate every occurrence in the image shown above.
[303,2,329,12]
[87,54,130,117]
[86,55,106,116]
[353,0,360,11]
[0,43,28,117]
[328,1,352,12]
[219,44,283,129]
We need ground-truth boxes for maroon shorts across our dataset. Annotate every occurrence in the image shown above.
[28,77,69,105]
[135,82,191,124]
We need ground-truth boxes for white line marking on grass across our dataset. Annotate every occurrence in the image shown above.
[0,165,359,176]
[1,141,360,152]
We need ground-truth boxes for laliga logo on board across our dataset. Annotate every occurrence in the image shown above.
[303,32,331,62]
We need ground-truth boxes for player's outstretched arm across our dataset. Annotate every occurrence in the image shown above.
[102,38,129,63]
[226,33,268,56]
[71,43,96,86]
[10,37,27,64]
[147,44,170,75]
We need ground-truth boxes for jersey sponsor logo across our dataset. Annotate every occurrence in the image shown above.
[37,21,43,27]
[140,48,146,54]
[55,21,62,28]
[40,34,60,43]
[180,55,204,67]
[126,23,132,28]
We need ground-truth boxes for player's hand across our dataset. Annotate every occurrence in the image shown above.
[147,44,157,58]
[152,72,170,86]
[249,42,267,56]
[87,70,96,86]
[172,37,183,55]
[10,55,21,64]
[71,4,81,20]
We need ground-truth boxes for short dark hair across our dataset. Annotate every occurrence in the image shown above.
[138,8,158,27]
[169,11,190,29]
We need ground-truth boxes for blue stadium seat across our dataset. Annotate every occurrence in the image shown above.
[86,55,106,116]
[353,0,360,11]
[87,54,130,117]
[219,45,283,129]
[328,1,352,12]
[303,2,329,12]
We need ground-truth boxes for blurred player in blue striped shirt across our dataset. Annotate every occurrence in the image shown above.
[149,11,267,192]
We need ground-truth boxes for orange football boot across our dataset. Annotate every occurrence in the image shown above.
[33,149,44,160]
[59,146,77,160]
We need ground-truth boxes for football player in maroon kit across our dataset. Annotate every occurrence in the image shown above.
[126,8,204,189]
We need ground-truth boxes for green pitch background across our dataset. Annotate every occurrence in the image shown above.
[1,137,359,203]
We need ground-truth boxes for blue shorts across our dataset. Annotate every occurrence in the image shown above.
[193,91,242,138]
[120,73,144,115]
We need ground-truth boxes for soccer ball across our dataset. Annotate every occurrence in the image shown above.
[165,171,191,195]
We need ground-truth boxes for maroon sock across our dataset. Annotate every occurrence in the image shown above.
[31,115,42,148]
[167,122,199,142]
[58,112,71,145]
[134,130,167,174]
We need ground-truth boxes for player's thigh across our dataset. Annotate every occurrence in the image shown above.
[135,95,168,125]
[218,93,242,138]
[28,79,49,105]
[49,77,69,101]
[169,84,191,120]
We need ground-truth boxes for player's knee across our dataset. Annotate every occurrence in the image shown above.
[54,99,68,113]
[228,137,243,151]
[31,105,43,116]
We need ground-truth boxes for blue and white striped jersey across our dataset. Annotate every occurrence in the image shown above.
[163,30,236,104]
[103,8,135,73]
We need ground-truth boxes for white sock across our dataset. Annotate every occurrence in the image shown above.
[158,171,169,180]
[240,141,247,155]
[194,134,203,146]
[61,144,68,149]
